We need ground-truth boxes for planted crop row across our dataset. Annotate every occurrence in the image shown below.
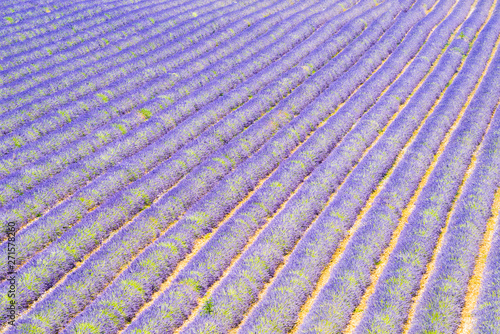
[0,0,249,86]
[0,0,327,238]
[0,0,402,326]
[474,178,500,332]
[0,0,352,276]
[407,49,500,334]
[56,4,412,333]
[0,0,382,290]
[237,0,482,332]
[298,2,500,333]
[0,0,375,324]
[350,5,500,332]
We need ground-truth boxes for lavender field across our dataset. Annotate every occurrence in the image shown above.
[0,0,499,332]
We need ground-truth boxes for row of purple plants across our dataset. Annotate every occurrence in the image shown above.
[0,0,376,284]
[137,0,457,331]
[238,0,481,331]
[57,4,409,332]
[0,0,302,204]
[407,43,500,334]
[355,2,500,332]
[0,0,382,326]
[0,0,368,284]
[298,1,498,332]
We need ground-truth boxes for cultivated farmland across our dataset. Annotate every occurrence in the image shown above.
[1,0,499,332]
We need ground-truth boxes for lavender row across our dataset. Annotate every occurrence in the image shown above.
[181,1,466,332]
[298,3,499,334]
[0,0,285,164]
[57,5,405,334]
[0,0,121,37]
[238,1,480,332]
[0,0,367,321]
[11,4,386,327]
[131,2,430,331]
[350,7,500,332]
[0,1,68,21]
[0,0,393,326]
[407,52,500,334]
[0,0,375,286]
[0,0,233,97]
[0,0,334,271]
[0,0,322,233]
[0,0,244,87]
[122,1,452,331]
[474,181,500,332]
[0,0,189,59]
[0,0,226,71]
[0,0,277,162]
